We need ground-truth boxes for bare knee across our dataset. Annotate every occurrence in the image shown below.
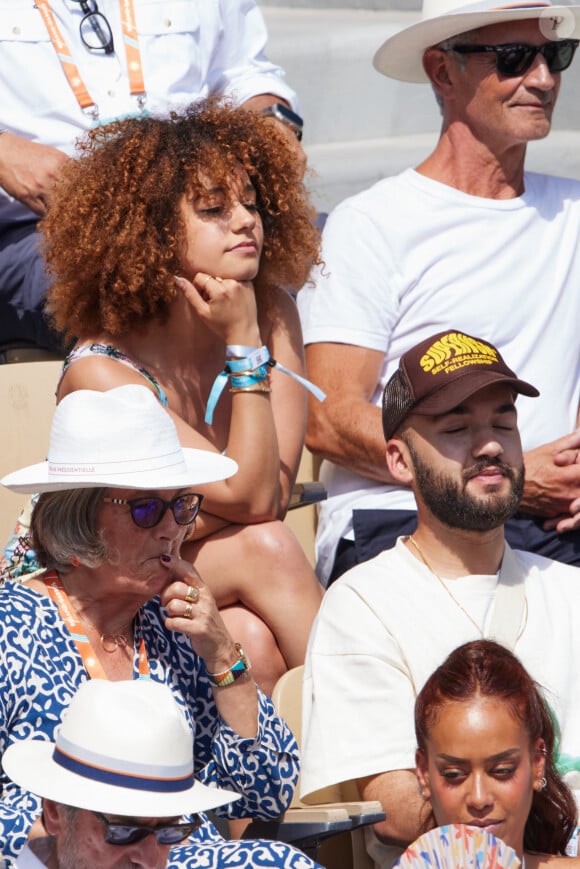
[220,604,286,696]
[236,520,319,586]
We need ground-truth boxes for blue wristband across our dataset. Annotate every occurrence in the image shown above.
[205,344,326,425]
[205,347,270,424]
[230,365,269,390]
[227,345,326,402]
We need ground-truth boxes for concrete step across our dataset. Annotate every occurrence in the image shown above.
[262,7,439,144]
[304,130,580,213]
[260,4,580,212]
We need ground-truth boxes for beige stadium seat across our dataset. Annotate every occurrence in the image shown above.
[284,448,325,567]
[243,665,384,867]
[0,360,62,545]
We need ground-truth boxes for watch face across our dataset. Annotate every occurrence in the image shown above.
[262,104,303,141]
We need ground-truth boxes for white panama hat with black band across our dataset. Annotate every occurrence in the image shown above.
[0,384,238,494]
[373,0,580,83]
[3,680,241,816]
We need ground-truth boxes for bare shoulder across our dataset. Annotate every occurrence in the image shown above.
[270,285,300,316]
[58,352,157,401]
[260,286,301,330]
[258,287,303,360]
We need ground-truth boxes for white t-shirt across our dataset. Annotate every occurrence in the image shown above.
[0,0,297,225]
[301,539,580,867]
[298,169,580,584]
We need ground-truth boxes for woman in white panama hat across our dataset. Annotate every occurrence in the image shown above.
[0,385,312,869]
[10,99,325,697]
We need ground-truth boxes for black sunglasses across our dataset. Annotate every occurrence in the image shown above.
[71,0,114,54]
[103,493,204,529]
[92,811,201,846]
[448,39,579,77]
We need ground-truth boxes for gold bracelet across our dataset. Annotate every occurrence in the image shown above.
[229,383,272,394]
[226,368,258,378]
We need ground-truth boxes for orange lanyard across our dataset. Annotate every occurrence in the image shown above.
[43,571,150,680]
[35,0,146,119]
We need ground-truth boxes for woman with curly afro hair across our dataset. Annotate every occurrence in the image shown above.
[41,98,324,696]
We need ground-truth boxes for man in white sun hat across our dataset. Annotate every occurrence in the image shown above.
[3,679,240,868]
[298,0,580,588]
[4,679,323,868]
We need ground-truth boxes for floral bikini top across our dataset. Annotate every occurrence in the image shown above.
[60,343,169,407]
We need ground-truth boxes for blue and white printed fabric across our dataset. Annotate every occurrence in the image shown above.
[0,582,306,869]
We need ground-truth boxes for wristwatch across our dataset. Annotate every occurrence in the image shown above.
[261,103,303,141]
[206,643,251,688]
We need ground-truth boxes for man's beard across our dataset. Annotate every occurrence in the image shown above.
[55,824,90,869]
[55,830,153,869]
[407,443,525,532]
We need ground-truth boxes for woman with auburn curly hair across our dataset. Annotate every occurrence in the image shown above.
[41,99,324,695]
[414,640,579,868]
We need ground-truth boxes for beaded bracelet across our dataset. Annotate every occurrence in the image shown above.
[205,344,326,424]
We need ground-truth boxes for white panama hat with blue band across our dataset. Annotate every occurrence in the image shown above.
[3,680,241,816]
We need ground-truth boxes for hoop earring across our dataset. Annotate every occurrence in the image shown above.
[417,783,428,800]
[537,776,547,791]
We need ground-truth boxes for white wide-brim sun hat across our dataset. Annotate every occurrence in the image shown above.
[374,0,580,83]
[3,680,241,817]
[0,384,238,494]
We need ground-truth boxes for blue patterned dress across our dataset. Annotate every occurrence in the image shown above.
[0,582,319,869]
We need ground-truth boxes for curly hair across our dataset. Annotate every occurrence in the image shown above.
[43,99,320,339]
[415,640,577,855]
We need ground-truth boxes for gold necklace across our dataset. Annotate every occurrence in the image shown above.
[81,618,133,653]
[99,633,130,653]
[57,574,134,653]
[406,536,484,638]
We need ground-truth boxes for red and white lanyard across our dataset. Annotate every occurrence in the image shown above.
[43,570,150,680]
[35,0,146,119]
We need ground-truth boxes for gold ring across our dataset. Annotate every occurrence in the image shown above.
[185,586,199,604]
[183,603,194,620]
